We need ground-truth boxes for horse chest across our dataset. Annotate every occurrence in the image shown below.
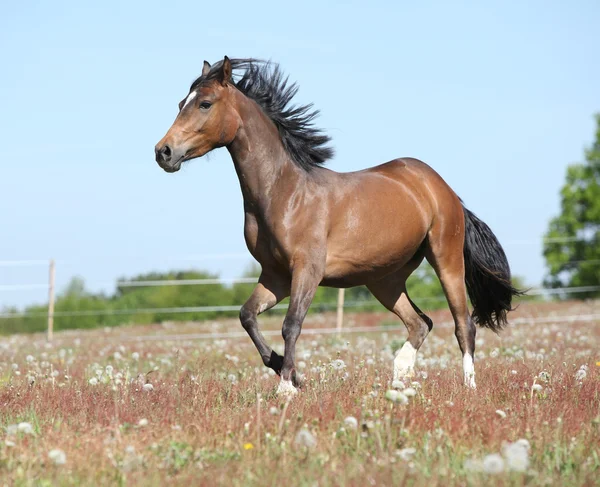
[243,212,289,269]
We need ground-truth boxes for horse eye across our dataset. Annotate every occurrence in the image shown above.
[199,101,212,110]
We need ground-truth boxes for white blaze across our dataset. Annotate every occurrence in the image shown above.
[183,91,197,109]
[393,341,417,380]
[463,353,477,389]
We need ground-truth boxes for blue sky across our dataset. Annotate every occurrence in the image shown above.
[1,1,599,308]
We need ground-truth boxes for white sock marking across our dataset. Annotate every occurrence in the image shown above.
[276,377,298,396]
[463,353,477,389]
[182,91,197,109]
[393,341,417,380]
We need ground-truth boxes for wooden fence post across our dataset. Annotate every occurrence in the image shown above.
[336,288,345,335]
[47,259,55,341]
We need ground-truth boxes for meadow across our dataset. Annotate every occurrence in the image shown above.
[0,300,598,486]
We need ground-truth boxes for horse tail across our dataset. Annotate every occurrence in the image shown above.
[462,206,523,332]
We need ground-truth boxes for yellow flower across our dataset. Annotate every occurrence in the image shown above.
[243,443,254,450]
[596,361,600,367]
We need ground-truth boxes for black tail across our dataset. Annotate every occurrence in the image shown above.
[463,206,523,332]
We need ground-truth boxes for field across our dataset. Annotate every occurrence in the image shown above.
[0,300,599,486]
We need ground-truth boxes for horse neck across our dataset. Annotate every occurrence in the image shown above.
[226,93,305,211]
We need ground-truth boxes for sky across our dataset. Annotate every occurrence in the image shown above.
[1,0,599,309]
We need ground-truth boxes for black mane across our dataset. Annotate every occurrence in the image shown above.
[190,58,334,171]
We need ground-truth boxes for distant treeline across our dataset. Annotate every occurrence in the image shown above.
[0,263,533,335]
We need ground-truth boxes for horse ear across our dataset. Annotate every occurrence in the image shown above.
[219,56,232,86]
[202,61,211,77]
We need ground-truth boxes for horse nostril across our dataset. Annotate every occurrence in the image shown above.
[155,144,172,164]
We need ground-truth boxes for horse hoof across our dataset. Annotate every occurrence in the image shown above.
[464,374,477,389]
[276,378,298,397]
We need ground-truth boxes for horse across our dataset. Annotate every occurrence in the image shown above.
[155,57,521,395]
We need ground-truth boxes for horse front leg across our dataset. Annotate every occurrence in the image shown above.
[277,260,322,396]
[240,272,290,374]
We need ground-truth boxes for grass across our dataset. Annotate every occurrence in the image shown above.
[0,300,598,486]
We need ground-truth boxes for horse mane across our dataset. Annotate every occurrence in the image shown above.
[190,58,334,171]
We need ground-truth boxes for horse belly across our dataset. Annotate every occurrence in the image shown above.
[323,215,427,285]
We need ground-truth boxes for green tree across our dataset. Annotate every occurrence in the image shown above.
[543,114,600,298]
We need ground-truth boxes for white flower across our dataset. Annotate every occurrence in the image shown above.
[17,422,34,435]
[385,390,408,405]
[105,365,114,375]
[89,377,98,386]
[269,407,280,416]
[26,355,35,363]
[330,359,346,370]
[48,449,67,465]
[403,387,417,397]
[138,418,149,427]
[511,370,518,375]
[131,352,140,361]
[531,384,543,392]
[495,409,507,419]
[227,374,237,383]
[482,453,505,474]
[343,416,358,430]
[396,447,416,461]
[294,429,317,449]
[114,352,123,360]
[574,369,587,381]
[502,440,530,472]
[142,383,154,392]
[5,439,15,447]
[391,380,405,390]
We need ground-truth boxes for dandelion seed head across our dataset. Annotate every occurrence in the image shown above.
[403,387,417,397]
[385,390,408,405]
[48,449,67,465]
[502,440,530,472]
[330,359,346,370]
[482,453,505,474]
[294,429,317,449]
[17,422,33,435]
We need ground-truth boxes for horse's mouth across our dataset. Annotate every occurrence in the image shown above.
[159,158,183,173]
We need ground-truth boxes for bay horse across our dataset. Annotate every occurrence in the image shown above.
[155,57,521,395]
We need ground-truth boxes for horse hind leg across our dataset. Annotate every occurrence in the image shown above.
[368,276,433,382]
[425,216,477,388]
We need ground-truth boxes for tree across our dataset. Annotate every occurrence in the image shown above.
[543,114,600,298]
